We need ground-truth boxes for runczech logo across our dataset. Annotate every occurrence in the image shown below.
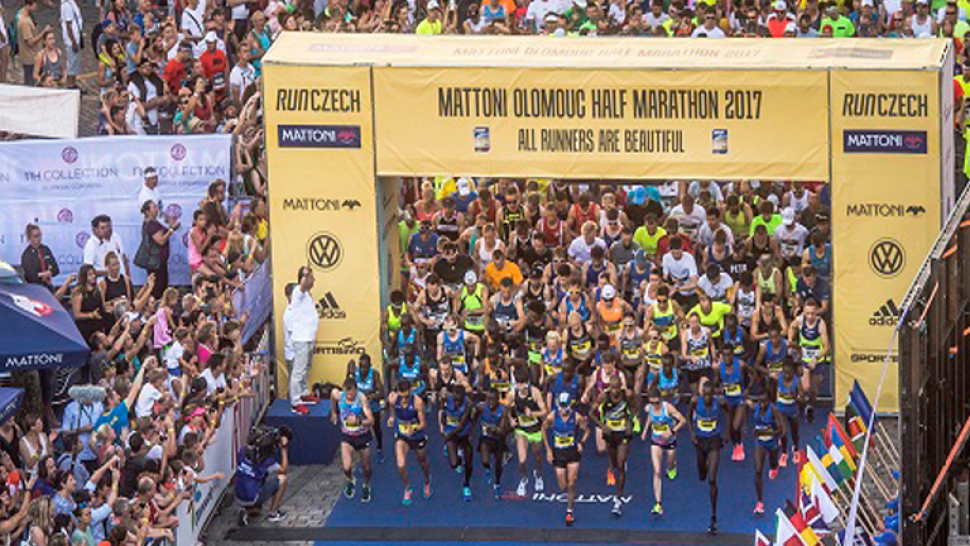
[170,143,187,161]
[61,147,78,164]
[869,238,904,278]
[307,232,343,271]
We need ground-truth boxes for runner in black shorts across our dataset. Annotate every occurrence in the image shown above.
[689,378,729,535]
[590,375,633,517]
[543,392,589,527]
[439,384,475,501]
[478,389,510,499]
[330,377,375,502]
[752,388,786,516]
[388,380,432,506]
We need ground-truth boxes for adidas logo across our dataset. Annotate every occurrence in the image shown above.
[869,298,899,327]
[316,292,347,320]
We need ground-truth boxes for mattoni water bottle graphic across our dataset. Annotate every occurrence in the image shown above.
[711,129,729,154]
[474,126,491,153]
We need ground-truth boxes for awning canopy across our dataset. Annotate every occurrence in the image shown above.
[0,283,89,372]
[0,388,24,425]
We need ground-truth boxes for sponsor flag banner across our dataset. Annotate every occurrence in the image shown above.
[786,499,821,546]
[0,135,230,286]
[776,508,808,546]
[373,68,829,181]
[829,70,943,411]
[263,64,382,389]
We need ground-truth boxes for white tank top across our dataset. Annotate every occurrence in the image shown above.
[787,190,810,214]
[911,15,932,37]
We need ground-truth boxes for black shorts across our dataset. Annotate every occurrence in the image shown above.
[686,368,714,385]
[694,434,722,455]
[478,436,507,453]
[447,433,472,450]
[342,432,373,452]
[651,436,677,450]
[604,431,631,447]
[397,435,428,451]
[553,447,581,468]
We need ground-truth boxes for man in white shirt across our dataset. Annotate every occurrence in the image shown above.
[691,9,726,37]
[644,0,669,30]
[667,194,706,239]
[698,264,733,302]
[288,266,320,413]
[229,47,257,104]
[201,353,229,394]
[567,221,607,265]
[525,0,559,30]
[661,237,699,307]
[60,0,83,89]
[138,167,162,211]
[775,207,810,260]
[181,0,206,41]
[696,208,734,248]
[135,371,167,418]
[83,215,129,278]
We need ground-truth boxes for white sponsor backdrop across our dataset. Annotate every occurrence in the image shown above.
[0,134,232,285]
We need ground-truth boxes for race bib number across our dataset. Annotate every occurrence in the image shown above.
[398,422,418,436]
[697,418,717,433]
[725,384,741,397]
[606,418,626,431]
[554,434,575,448]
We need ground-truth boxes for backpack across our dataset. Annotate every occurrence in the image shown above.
[7,10,20,57]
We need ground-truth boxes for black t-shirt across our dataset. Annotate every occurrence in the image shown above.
[433,254,473,286]
[144,219,170,261]
[727,255,754,279]
[521,245,553,272]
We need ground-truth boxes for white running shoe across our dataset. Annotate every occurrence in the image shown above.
[534,475,545,493]
[517,478,528,497]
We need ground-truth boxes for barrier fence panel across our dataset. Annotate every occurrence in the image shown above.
[899,185,970,546]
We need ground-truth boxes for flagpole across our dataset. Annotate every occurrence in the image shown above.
[875,423,900,460]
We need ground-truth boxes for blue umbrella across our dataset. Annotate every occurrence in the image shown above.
[0,388,23,425]
[0,283,89,372]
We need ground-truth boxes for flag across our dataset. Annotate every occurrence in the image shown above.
[800,486,830,536]
[830,428,857,472]
[846,409,868,453]
[816,436,846,486]
[829,413,859,460]
[821,434,854,482]
[776,508,807,546]
[849,380,874,428]
[800,455,822,497]
[811,473,841,526]
[756,529,772,546]
[806,444,839,492]
[786,500,821,546]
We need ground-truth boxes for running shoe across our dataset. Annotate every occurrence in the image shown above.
[517,478,528,497]
[737,444,746,462]
[291,404,310,415]
[652,502,663,516]
[463,486,472,502]
[456,464,464,476]
[793,451,802,465]
[565,510,575,527]
[731,444,741,462]
[607,468,616,486]
[667,468,678,480]
[769,469,779,481]
[238,510,249,528]
[494,484,502,499]
[424,482,433,499]
[708,517,718,535]
[754,502,765,515]
[361,485,372,503]
[267,511,287,522]
[403,487,413,506]
[483,468,492,486]
[779,453,788,468]
[633,416,642,434]
[611,498,622,517]
[301,395,321,405]
[344,481,355,499]
[534,474,545,492]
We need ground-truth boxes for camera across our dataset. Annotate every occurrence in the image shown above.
[243,425,292,463]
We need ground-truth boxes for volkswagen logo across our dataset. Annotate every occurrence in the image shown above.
[307,232,343,271]
[869,238,905,278]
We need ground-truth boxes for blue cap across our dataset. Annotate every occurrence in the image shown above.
[627,186,646,206]
[645,186,662,203]
[634,249,647,264]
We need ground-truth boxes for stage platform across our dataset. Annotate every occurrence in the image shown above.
[263,399,339,465]
[234,401,827,546]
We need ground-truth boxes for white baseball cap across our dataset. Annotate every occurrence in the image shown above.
[784,21,797,32]
[861,0,874,7]
[782,207,796,225]
[464,270,477,285]
[427,0,441,10]
[204,31,218,43]
[456,177,471,197]
[773,0,786,9]
[602,284,617,300]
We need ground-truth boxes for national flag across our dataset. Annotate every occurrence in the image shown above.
[756,529,772,546]
[830,428,857,472]
[775,509,807,546]
[816,436,845,486]
[811,474,842,526]
[821,434,854,482]
[846,409,868,453]
[786,499,821,546]
[800,486,830,536]
[829,413,859,460]
[849,380,875,428]
[806,444,839,492]
[800,455,822,497]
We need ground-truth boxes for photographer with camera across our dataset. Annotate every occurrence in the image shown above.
[235,425,291,527]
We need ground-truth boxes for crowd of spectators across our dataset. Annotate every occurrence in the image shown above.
[1,172,270,545]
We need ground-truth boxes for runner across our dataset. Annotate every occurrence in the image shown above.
[439,384,475,501]
[348,354,385,464]
[329,376,375,503]
[510,366,549,497]
[590,375,634,517]
[562,310,595,373]
[681,313,714,401]
[751,389,786,515]
[643,325,668,383]
[788,297,829,423]
[595,284,630,342]
[641,385,686,516]
[541,330,565,383]
[617,313,646,411]
[437,314,480,381]
[774,357,803,468]
[479,388,511,499]
[429,355,471,407]
[755,322,788,380]
[542,391,590,527]
[456,270,489,334]
[714,346,747,462]
[396,342,427,403]
[689,378,730,535]
[582,353,627,457]
[546,359,582,412]
[644,285,684,353]
[651,353,681,404]
[416,274,453,365]
[388,380,432,506]
[482,343,512,402]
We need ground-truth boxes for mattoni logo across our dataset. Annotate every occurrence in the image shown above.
[61,146,78,164]
[170,143,187,161]
[870,298,900,327]
[845,203,926,218]
[869,238,905,278]
[278,125,362,148]
[843,130,927,154]
[306,232,343,271]
[315,337,366,356]
[6,354,64,368]
[316,291,346,320]
[282,198,363,212]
